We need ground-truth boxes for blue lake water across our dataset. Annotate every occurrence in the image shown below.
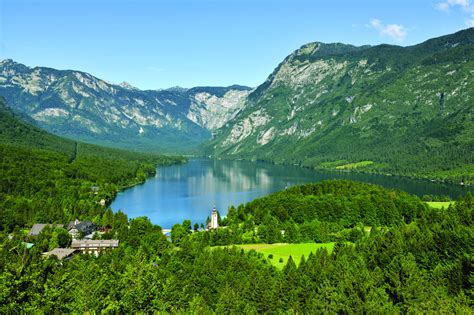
[110,159,472,228]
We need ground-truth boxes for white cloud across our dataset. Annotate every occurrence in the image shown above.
[368,18,407,42]
[448,0,470,6]
[370,19,382,29]
[381,24,407,40]
[436,2,450,11]
[436,0,471,12]
[437,0,474,28]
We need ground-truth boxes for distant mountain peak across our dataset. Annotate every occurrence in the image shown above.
[0,59,31,72]
[0,58,15,64]
[164,86,189,93]
[118,81,139,90]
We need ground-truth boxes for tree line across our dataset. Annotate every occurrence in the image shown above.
[1,193,472,312]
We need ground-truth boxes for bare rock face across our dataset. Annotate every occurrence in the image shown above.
[187,89,250,130]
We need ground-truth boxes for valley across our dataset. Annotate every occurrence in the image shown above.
[2,28,473,184]
[0,17,473,313]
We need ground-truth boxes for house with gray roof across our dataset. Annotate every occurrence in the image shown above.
[28,223,64,236]
[68,219,96,239]
[42,248,77,260]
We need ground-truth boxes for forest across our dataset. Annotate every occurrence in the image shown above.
[1,185,472,312]
[0,98,472,312]
[170,180,428,246]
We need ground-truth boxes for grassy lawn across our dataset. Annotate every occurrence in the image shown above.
[230,243,336,269]
[426,201,455,209]
[335,161,374,170]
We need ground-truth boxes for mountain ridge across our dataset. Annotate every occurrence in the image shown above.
[0,58,251,152]
[208,28,474,184]
[1,28,473,183]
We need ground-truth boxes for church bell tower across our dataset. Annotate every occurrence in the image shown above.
[210,206,219,229]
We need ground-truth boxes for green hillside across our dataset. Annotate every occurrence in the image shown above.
[0,98,184,231]
[0,97,76,154]
[208,28,474,184]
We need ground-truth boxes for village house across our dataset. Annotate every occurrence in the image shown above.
[28,223,64,236]
[67,219,96,239]
[71,239,119,256]
[42,248,78,260]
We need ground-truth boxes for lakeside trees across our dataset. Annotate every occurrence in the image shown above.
[0,193,472,312]
[190,180,428,246]
[0,141,183,232]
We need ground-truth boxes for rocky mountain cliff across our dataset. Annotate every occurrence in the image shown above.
[207,28,474,183]
[0,60,251,152]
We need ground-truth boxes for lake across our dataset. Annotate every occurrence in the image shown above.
[110,159,472,228]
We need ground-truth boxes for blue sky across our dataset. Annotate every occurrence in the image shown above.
[1,0,473,89]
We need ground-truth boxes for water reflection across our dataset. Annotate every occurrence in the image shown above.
[110,159,472,228]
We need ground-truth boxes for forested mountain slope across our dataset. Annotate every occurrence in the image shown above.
[0,59,250,152]
[0,98,183,230]
[208,28,474,184]
[0,97,75,154]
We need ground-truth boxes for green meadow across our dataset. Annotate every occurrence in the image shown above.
[230,243,336,269]
[335,161,374,170]
[426,201,455,209]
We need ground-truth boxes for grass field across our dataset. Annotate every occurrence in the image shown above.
[335,161,374,170]
[426,201,455,209]
[230,243,335,269]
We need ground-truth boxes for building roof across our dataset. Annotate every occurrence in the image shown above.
[28,224,64,236]
[76,220,96,233]
[42,248,77,260]
[71,239,119,249]
[68,220,96,233]
[67,219,80,230]
[23,242,34,249]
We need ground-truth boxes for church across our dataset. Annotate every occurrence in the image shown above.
[207,206,219,230]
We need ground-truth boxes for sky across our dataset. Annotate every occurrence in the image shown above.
[1,0,473,90]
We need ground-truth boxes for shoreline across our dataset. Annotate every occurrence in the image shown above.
[105,158,187,208]
[205,155,472,187]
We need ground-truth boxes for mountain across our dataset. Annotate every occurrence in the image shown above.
[208,28,474,183]
[0,60,251,152]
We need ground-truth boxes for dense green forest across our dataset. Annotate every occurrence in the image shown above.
[0,98,472,312]
[173,180,428,246]
[0,98,184,231]
[1,182,472,312]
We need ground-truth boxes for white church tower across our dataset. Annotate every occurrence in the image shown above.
[210,206,219,229]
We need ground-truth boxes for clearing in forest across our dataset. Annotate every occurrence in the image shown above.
[231,242,335,269]
[426,201,455,209]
